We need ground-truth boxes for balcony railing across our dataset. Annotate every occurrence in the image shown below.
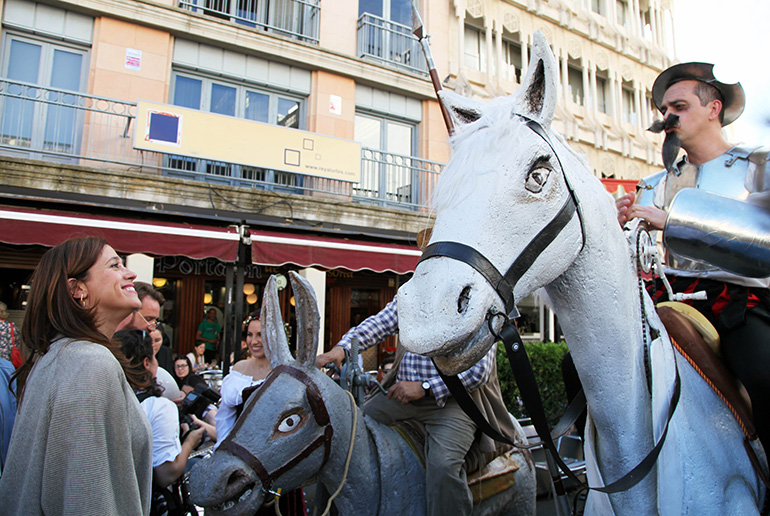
[357,13,427,75]
[0,79,443,210]
[178,0,320,45]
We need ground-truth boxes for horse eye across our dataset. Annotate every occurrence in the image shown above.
[525,167,551,193]
[277,413,303,433]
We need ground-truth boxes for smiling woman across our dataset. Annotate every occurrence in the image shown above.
[0,236,154,516]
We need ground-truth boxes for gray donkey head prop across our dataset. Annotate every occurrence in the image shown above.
[189,271,349,515]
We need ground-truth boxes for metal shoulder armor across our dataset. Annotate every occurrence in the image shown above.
[635,170,666,207]
[746,146,770,192]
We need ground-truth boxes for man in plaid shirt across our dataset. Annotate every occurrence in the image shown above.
[316,294,497,516]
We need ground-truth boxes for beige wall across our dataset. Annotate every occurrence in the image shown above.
[89,17,172,103]
[308,71,356,140]
[318,1,357,55]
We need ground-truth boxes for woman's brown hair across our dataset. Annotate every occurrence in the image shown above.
[13,236,149,403]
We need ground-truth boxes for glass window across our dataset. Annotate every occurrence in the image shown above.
[622,83,636,124]
[359,0,410,23]
[277,97,299,128]
[616,0,628,27]
[567,64,583,105]
[502,37,522,83]
[210,83,236,116]
[3,40,41,147]
[355,112,415,203]
[245,90,269,122]
[7,40,41,83]
[354,115,381,148]
[464,25,486,72]
[592,0,604,15]
[1,35,87,155]
[174,76,202,109]
[359,0,382,17]
[596,74,609,114]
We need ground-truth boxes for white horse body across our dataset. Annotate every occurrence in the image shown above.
[397,31,766,515]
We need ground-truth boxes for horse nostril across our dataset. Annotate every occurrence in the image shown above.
[457,286,472,314]
[226,469,248,489]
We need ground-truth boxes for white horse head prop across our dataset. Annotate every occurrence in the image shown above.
[398,31,767,515]
[400,31,588,374]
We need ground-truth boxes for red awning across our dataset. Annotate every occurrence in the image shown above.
[0,206,241,261]
[250,229,422,274]
[601,178,638,195]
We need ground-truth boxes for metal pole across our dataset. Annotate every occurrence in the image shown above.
[411,0,454,135]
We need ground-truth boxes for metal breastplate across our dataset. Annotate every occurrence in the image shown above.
[662,147,754,272]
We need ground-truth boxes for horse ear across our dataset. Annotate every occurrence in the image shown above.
[439,90,484,127]
[261,275,293,368]
[288,271,320,369]
[516,31,558,127]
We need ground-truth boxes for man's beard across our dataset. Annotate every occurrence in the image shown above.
[648,115,681,174]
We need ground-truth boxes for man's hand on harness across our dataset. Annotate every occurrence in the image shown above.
[315,346,346,371]
[616,191,666,230]
[387,381,427,404]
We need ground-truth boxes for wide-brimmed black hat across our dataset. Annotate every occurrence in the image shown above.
[652,62,745,126]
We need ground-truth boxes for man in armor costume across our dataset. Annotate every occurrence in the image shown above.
[616,62,770,453]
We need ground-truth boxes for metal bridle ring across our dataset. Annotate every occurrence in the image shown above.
[487,310,509,341]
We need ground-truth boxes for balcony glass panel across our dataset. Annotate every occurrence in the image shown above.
[178,0,320,44]
[357,13,427,75]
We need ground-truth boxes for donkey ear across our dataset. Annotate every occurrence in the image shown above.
[288,271,320,369]
[439,90,485,127]
[516,31,558,127]
[261,275,293,368]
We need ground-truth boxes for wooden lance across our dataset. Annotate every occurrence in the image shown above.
[411,1,454,135]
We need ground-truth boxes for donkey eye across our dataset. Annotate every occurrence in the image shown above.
[277,412,303,433]
[525,167,551,193]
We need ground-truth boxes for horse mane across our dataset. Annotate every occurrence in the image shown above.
[432,100,528,211]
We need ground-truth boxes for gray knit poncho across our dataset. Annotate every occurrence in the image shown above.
[0,337,153,515]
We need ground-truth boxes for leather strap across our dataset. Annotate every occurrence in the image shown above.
[436,360,587,450]
[499,321,681,494]
[219,365,334,493]
[420,242,514,313]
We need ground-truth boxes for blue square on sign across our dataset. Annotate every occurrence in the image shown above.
[148,112,180,144]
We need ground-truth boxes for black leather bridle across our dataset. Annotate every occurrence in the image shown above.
[418,116,586,319]
[219,364,334,496]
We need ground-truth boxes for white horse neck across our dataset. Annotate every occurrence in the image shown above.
[544,216,657,486]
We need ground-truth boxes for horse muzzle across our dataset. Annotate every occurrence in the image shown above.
[188,451,265,516]
[398,260,504,373]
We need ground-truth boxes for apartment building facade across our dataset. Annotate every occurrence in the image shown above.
[0,0,675,364]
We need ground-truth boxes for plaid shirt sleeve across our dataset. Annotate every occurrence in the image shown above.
[399,345,495,407]
[336,295,495,407]
[337,297,398,352]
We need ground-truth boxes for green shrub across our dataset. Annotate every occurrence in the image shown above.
[496,340,570,427]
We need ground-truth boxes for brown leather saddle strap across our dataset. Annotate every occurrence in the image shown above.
[657,306,756,439]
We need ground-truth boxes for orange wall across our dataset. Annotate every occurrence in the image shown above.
[308,70,356,140]
[421,100,451,164]
[89,17,172,103]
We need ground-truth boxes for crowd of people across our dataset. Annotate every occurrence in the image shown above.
[0,58,767,516]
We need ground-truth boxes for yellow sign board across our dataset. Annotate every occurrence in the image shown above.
[133,100,361,183]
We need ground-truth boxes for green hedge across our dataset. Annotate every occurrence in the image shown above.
[496,340,570,427]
